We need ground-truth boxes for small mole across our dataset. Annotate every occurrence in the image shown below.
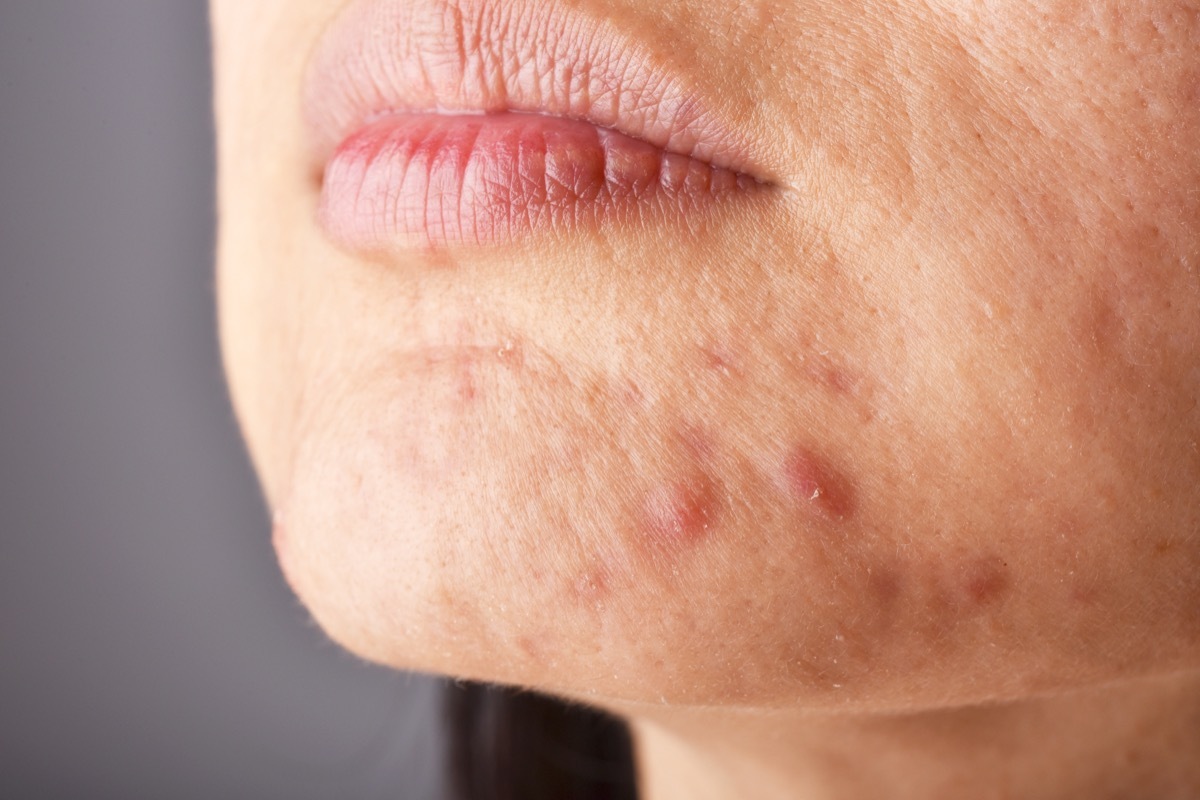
[643,476,719,548]
[783,446,856,521]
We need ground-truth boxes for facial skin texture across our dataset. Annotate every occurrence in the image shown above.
[214,1,1200,797]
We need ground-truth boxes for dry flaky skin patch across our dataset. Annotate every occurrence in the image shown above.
[218,0,1200,714]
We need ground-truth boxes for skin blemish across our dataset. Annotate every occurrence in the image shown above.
[962,555,1011,607]
[698,340,741,377]
[574,568,608,602]
[920,553,1013,640]
[495,338,524,369]
[805,352,859,397]
[517,635,543,662]
[782,445,856,522]
[620,379,646,408]
[455,356,478,403]
[867,564,903,606]
[1153,538,1177,556]
[642,475,719,550]
[570,553,620,611]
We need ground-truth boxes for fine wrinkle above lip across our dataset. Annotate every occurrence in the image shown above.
[302,0,772,182]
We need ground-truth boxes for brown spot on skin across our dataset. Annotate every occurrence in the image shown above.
[963,555,1011,607]
[782,446,856,521]
[642,475,719,550]
[867,565,903,606]
[1154,538,1177,556]
[517,635,542,662]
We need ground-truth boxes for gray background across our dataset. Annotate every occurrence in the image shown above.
[0,2,443,798]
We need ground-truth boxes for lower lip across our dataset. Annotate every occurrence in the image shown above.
[318,113,760,251]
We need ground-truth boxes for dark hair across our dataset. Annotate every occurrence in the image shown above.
[445,681,640,800]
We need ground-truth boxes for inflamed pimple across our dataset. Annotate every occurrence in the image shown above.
[642,476,719,549]
[783,445,857,521]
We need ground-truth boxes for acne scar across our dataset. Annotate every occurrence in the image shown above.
[962,555,1011,607]
[783,446,856,521]
[867,565,902,606]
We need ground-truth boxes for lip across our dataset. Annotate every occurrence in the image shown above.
[303,0,773,250]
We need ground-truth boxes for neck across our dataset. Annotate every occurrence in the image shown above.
[626,671,1200,800]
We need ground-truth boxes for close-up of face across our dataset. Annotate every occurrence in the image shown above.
[212,0,1200,719]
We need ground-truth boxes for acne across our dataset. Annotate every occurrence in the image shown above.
[571,562,613,610]
[782,445,857,522]
[641,475,720,550]
[920,553,1014,642]
[698,341,741,378]
[805,355,858,397]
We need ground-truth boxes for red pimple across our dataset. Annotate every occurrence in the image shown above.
[783,446,856,521]
[643,476,718,548]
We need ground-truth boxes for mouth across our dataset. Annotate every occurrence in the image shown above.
[303,0,775,250]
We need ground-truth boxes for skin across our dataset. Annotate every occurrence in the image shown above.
[212,0,1200,797]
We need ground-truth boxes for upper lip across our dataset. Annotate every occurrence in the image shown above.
[302,0,773,183]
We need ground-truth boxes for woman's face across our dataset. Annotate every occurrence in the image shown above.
[213,0,1200,712]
